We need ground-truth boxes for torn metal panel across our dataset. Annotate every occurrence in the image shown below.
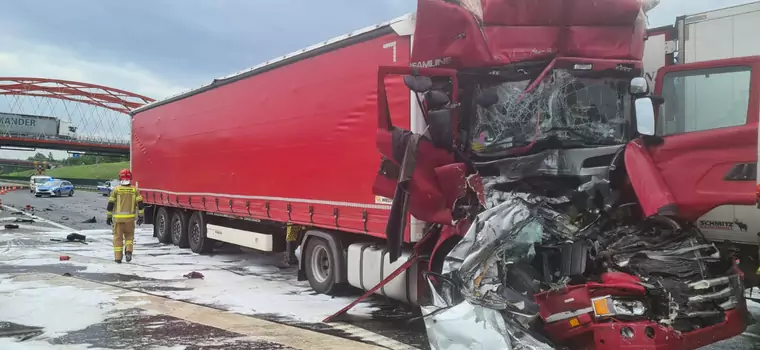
[422,279,554,350]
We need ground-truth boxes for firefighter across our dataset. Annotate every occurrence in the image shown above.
[106,169,144,263]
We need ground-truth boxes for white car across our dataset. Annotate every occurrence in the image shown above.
[29,175,52,193]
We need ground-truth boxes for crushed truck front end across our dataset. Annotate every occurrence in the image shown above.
[373,0,750,349]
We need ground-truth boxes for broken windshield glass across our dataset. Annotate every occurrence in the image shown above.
[471,70,629,154]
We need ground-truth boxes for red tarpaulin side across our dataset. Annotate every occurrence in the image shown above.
[132,34,412,238]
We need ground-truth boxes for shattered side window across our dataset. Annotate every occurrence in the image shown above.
[471,70,628,153]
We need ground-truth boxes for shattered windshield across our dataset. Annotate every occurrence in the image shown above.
[471,70,629,153]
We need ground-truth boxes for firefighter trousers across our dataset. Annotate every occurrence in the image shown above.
[113,220,135,260]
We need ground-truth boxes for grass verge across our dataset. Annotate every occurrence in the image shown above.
[7,162,128,180]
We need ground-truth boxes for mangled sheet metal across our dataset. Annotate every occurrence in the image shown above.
[420,177,745,349]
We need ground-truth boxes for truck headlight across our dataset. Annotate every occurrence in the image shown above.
[591,295,646,317]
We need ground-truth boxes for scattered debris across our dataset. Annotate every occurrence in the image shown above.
[43,208,52,212]
[82,216,97,223]
[4,224,19,229]
[59,255,70,261]
[184,271,205,279]
[10,212,23,216]
[13,218,34,223]
[62,272,72,277]
[60,216,70,221]
[66,233,87,242]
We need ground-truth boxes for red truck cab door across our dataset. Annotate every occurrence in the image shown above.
[632,56,760,222]
[373,66,473,261]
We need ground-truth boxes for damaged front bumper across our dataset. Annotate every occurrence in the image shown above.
[537,274,747,349]
[421,192,749,350]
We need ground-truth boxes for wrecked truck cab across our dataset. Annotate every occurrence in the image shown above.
[370,1,754,349]
[375,59,750,349]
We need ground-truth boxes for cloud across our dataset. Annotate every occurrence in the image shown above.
[0,37,188,160]
[0,38,188,100]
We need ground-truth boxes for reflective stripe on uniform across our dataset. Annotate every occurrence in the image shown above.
[114,247,123,252]
[114,214,136,219]
[125,240,133,245]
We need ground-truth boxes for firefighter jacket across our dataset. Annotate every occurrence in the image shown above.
[106,185,145,223]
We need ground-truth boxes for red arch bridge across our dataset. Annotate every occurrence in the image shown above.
[0,78,155,156]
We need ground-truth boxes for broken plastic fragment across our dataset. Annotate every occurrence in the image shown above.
[184,271,204,279]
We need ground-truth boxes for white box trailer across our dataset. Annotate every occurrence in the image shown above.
[643,1,760,254]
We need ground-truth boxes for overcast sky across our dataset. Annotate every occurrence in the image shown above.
[0,0,754,160]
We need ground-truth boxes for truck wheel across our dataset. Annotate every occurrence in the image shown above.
[188,212,213,254]
[154,207,172,244]
[170,210,191,248]
[304,237,341,295]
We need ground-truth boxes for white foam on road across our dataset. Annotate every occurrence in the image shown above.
[0,218,416,349]
[0,276,119,338]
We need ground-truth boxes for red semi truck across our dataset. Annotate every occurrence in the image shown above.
[131,0,752,349]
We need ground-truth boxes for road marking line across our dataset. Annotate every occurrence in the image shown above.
[329,323,421,350]
[21,273,386,350]
[2,205,75,231]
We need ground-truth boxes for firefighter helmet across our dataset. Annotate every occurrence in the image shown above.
[119,169,133,185]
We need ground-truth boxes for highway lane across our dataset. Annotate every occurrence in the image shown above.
[0,187,425,350]
[0,186,757,349]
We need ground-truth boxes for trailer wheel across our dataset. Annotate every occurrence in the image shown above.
[170,210,191,248]
[304,237,341,295]
[154,207,172,244]
[188,212,213,254]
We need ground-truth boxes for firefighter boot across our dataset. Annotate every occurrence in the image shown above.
[115,259,122,264]
[125,252,132,263]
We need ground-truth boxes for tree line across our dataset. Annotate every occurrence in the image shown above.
[26,152,127,166]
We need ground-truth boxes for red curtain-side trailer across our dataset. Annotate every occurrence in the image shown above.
[131,15,425,303]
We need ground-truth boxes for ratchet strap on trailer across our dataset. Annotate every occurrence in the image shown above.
[323,252,420,323]
[323,225,439,322]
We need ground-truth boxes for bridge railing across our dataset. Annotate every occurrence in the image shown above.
[0,132,129,146]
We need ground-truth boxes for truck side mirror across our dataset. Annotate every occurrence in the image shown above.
[634,97,656,136]
[629,77,649,96]
[403,75,433,93]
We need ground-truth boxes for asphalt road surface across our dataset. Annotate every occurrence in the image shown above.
[0,185,758,349]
